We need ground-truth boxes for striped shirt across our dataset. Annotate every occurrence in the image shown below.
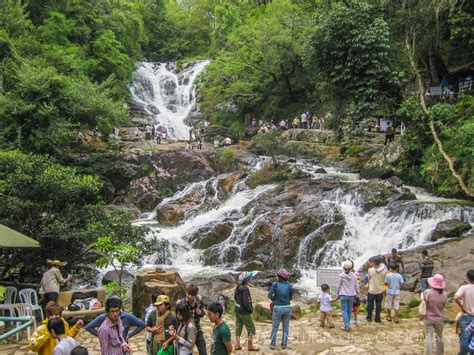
[420,258,434,278]
[98,316,126,355]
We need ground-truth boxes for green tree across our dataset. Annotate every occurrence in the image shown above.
[304,1,404,131]
[91,236,139,298]
[0,150,104,281]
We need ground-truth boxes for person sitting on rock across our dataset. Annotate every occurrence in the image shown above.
[146,295,178,355]
[234,272,259,351]
[177,284,207,355]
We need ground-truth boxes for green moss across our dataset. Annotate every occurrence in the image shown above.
[407,298,421,308]
[248,163,300,188]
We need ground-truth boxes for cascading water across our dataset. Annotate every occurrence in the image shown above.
[139,159,473,294]
[129,60,210,140]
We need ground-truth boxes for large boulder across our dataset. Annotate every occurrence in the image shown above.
[132,268,186,318]
[188,273,237,305]
[430,219,471,241]
[102,270,135,286]
[123,150,217,211]
[360,139,402,179]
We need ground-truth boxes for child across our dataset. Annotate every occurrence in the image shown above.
[384,263,404,323]
[317,284,336,328]
[234,271,259,351]
[352,296,362,326]
[350,261,362,327]
[30,301,83,355]
[171,302,196,355]
[208,302,232,355]
[47,317,76,355]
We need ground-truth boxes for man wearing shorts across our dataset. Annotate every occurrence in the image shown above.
[385,263,404,323]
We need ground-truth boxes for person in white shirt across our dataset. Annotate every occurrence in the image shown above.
[317,284,336,328]
[48,317,76,355]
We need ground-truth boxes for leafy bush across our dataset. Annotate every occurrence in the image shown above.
[215,148,236,171]
[407,298,421,308]
[248,163,301,188]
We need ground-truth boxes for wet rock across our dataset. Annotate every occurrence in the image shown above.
[188,273,237,305]
[254,303,272,320]
[217,171,245,197]
[360,139,402,179]
[132,268,186,318]
[102,270,135,286]
[314,168,327,174]
[386,175,403,187]
[291,305,303,320]
[430,219,471,241]
[191,223,234,249]
[252,269,302,288]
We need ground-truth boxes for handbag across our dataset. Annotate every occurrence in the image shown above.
[418,291,429,316]
[157,344,174,355]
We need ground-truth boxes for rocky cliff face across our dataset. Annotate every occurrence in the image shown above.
[185,175,417,271]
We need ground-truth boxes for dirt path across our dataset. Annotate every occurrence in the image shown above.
[0,307,459,354]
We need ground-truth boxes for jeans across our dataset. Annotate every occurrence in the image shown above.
[366,293,384,322]
[459,314,474,355]
[195,330,207,355]
[424,319,444,355]
[421,278,430,292]
[339,295,353,330]
[270,306,291,348]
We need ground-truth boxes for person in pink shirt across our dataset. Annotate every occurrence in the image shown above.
[98,298,130,355]
[423,274,448,355]
[336,260,360,332]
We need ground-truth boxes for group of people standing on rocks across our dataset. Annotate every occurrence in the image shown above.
[251,110,330,133]
[29,250,474,354]
[327,250,474,355]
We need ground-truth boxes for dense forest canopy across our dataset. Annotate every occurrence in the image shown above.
[0,0,472,280]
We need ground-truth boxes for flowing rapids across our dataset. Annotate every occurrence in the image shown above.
[137,160,473,295]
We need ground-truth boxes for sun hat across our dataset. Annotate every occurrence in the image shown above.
[238,271,255,285]
[276,268,289,279]
[342,260,353,270]
[154,295,170,306]
[428,274,446,289]
[47,259,67,266]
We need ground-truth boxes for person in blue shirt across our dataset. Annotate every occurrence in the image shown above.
[384,263,404,323]
[268,268,294,350]
[85,298,146,341]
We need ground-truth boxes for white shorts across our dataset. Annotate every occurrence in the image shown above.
[385,294,400,310]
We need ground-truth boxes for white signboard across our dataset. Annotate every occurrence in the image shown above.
[316,268,341,288]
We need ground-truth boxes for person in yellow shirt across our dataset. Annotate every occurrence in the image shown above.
[29,301,83,355]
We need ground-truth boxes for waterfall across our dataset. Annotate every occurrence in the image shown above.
[129,60,210,140]
[139,160,473,290]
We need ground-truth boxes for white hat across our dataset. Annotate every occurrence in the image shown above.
[342,260,353,270]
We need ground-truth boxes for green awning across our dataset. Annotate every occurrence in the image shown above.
[0,224,40,248]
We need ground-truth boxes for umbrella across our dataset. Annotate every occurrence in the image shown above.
[0,224,40,248]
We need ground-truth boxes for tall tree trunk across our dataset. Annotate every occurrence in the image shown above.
[405,32,473,198]
[428,46,439,85]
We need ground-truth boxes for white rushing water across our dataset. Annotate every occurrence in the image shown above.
[137,160,473,297]
[129,60,210,140]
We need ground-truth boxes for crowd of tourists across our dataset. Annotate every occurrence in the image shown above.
[27,251,474,354]
[251,110,330,134]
